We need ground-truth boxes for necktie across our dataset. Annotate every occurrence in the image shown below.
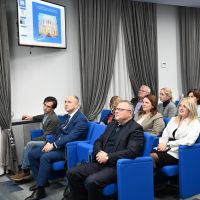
[62,115,70,129]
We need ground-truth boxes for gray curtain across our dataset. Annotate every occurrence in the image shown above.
[0,0,18,174]
[179,7,200,94]
[78,0,121,120]
[122,1,158,96]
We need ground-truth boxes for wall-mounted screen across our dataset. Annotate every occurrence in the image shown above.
[17,0,66,48]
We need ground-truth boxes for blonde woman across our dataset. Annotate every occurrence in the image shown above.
[158,88,177,118]
[151,97,200,169]
[134,94,165,136]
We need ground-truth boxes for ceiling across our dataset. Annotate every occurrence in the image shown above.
[132,0,200,8]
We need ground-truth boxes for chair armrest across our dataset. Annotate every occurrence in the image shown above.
[67,140,90,169]
[117,157,154,200]
[179,143,200,198]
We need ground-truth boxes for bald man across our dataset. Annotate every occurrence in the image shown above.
[25,96,88,200]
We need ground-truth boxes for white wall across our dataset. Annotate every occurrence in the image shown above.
[157,4,182,100]
[7,1,182,118]
[7,0,81,118]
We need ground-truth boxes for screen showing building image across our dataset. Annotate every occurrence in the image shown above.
[17,0,66,48]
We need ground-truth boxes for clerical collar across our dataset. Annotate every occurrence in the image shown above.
[117,118,132,127]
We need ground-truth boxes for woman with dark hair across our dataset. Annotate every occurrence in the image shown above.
[134,94,165,135]
[187,89,200,120]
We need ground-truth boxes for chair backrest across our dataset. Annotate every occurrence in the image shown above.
[90,124,107,144]
[31,129,43,140]
[139,132,155,156]
[86,121,97,140]
[175,100,180,107]
[99,109,111,123]
[163,117,170,126]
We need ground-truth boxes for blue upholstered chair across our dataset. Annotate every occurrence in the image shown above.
[30,120,95,180]
[102,132,155,200]
[99,109,111,123]
[158,136,200,199]
[67,123,107,168]
[163,117,170,127]
[68,132,155,200]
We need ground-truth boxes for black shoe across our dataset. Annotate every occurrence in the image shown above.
[29,184,38,191]
[25,188,46,200]
[29,182,50,191]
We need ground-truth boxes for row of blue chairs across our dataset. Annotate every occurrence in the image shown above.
[30,116,200,199]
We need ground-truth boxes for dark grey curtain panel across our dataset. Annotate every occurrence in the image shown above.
[179,7,200,94]
[122,1,158,96]
[0,0,18,173]
[78,0,121,120]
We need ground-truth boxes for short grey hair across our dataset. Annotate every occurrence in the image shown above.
[141,85,151,94]
[119,100,134,113]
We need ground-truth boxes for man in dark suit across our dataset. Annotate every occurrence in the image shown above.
[24,96,88,200]
[64,100,144,200]
[131,85,151,115]
[11,96,60,182]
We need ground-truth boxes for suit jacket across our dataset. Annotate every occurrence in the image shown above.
[159,117,200,159]
[32,112,60,141]
[93,119,144,166]
[52,109,88,149]
[134,112,165,136]
[157,101,177,118]
[130,97,139,108]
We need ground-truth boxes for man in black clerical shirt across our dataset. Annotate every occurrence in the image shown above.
[63,100,144,200]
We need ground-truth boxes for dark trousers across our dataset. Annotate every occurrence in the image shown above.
[66,162,117,200]
[28,146,65,186]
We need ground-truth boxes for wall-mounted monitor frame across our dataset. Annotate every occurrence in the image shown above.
[17,0,66,48]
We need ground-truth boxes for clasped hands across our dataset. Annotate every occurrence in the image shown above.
[42,142,54,153]
[96,150,108,164]
[157,143,169,151]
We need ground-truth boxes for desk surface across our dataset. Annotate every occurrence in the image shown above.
[12,119,38,126]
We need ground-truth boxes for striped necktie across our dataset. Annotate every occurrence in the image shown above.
[62,115,70,129]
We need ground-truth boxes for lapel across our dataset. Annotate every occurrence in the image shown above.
[102,123,117,149]
[65,110,80,130]
[43,112,52,128]
[112,122,131,152]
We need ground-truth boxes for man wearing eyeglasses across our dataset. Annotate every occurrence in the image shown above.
[11,96,59,182]
[131,84,151,115]
[63,100,144,200]
[25,96,88,200]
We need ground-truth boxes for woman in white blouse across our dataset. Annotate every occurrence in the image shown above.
[151,97,200,169]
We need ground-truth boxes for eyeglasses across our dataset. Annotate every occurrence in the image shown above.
[115,108,131,112]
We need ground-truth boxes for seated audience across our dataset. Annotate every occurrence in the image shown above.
[151,97,200,171]
[134,94,165,135]
[187,89,200,119]
[11,96,59,182]
[157,87,177,118]
[24,96,88,200]
[102,96,121,125]
[131,84,151,115]
[63,100,144,200]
